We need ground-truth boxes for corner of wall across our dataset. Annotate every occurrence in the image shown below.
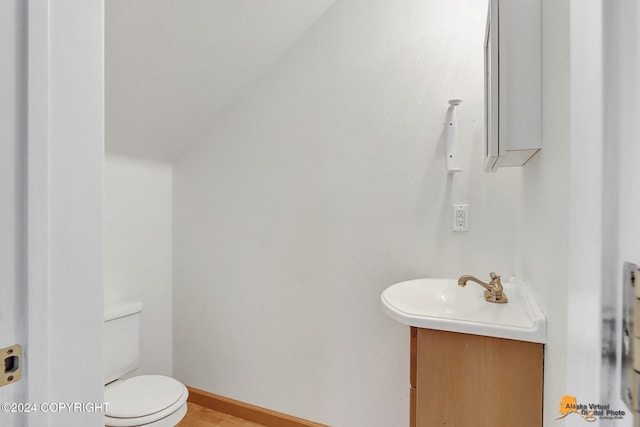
[104,154,174,377]
[515,0,571,424]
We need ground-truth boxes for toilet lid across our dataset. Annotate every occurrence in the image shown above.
[105,375,186,419]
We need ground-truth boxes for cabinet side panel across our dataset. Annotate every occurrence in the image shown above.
[416,329,543,427]
[410,327,417,427]
[410,327,417,388]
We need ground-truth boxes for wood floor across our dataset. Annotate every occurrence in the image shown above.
[179,402,267,427]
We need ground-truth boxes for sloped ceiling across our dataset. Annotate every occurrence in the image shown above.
[106,0,336,162]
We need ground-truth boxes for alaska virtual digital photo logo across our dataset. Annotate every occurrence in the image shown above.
[556,395,626,422]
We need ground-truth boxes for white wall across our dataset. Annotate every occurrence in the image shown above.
[565,0,605,423]
[105,0,337,162]
[0,2,27,425]
[615,23,640,426]
[516,2,638,426]
[515,1,571,425]
[604,1,640,425]
[104,154,173,377]
[173,0,521,425]
[45,1,105,425]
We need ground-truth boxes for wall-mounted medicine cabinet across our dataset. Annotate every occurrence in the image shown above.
[484,0,541,172]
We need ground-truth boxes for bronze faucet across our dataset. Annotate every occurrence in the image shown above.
[457,272,508,303]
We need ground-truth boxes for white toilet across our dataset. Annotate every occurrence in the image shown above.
[104,301,188,427]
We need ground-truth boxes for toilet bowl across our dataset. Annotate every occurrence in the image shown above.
[104,302,188,427]
[104,375,188,427]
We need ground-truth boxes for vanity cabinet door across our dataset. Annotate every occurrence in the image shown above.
[413,328,543,426]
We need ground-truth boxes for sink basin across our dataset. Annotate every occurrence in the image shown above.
[381,277,546,343]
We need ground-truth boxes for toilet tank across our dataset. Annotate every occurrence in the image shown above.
[104,301,143,384]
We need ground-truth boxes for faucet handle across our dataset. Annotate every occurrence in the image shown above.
[489,272,502,287]
[486,273,507,303]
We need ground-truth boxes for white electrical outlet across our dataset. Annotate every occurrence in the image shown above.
[452,204,469,231]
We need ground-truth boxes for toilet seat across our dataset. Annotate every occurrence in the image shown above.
[105,375,188,427]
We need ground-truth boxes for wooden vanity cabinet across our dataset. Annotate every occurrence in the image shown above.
[410,327,543,427]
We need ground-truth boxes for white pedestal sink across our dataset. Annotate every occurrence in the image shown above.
[381,277,546,343]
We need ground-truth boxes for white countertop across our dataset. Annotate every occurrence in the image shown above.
[381,276,546,343]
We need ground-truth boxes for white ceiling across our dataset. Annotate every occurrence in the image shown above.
[106,0,336,162]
